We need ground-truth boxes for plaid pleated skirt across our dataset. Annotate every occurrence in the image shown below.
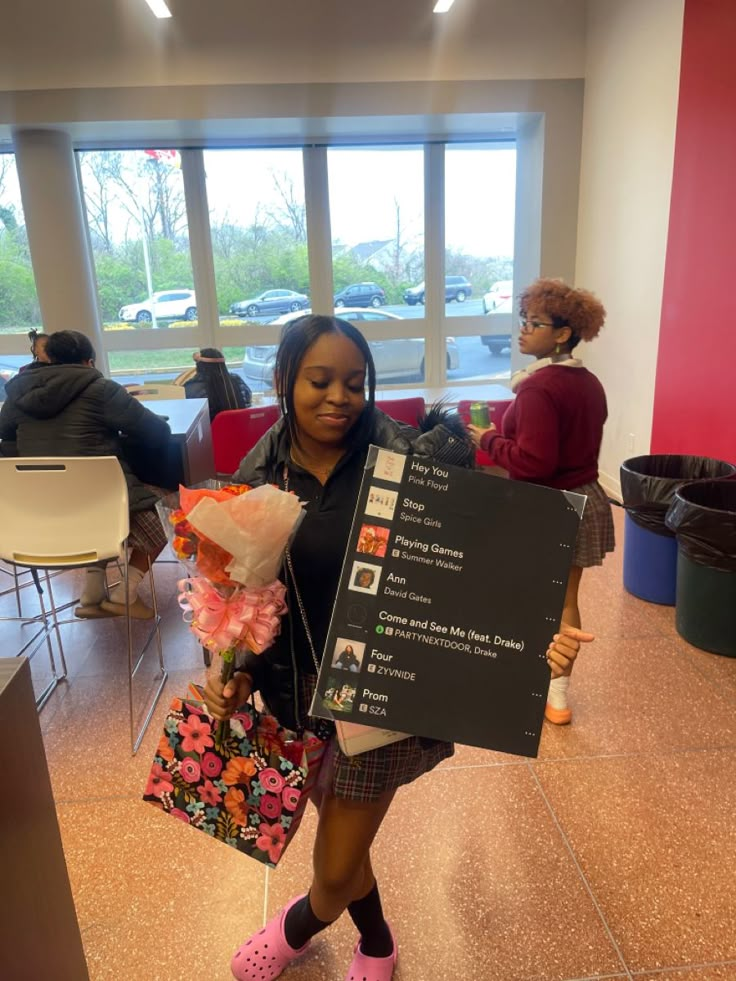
[128,485,169,556]
[571,480,616,568]
[298,673,454,803]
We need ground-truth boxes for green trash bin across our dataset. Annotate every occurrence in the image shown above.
[666,479,736,657]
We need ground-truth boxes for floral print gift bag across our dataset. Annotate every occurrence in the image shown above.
[143,697,324,868]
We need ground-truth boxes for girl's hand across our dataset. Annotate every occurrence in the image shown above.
[468,423,496,448]
[546,625,594,678]
[204,670,252,721]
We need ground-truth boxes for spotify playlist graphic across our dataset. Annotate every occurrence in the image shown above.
[310,446,585,758]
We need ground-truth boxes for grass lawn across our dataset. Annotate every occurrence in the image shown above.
[108,346,245,375]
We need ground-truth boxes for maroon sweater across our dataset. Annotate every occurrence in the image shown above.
[480,365,607,489]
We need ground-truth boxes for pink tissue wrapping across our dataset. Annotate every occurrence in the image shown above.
[177,577,288,655]
[186,484,304,588]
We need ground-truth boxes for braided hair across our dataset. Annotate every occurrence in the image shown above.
[192,348,251,420]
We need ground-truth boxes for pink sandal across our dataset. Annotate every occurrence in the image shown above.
[231,895,309,981]
[345,925,397,981]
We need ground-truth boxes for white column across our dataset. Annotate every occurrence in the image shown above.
[303,146,334,314]
[511,117,544,376]
[12,129,107,372]
[181,148,218,346]
[423,143,445,387]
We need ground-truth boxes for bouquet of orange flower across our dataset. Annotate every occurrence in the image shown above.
[157,481,304,740]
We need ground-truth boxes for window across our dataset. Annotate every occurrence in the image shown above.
[0,154,41,394]
[203,149,310,323]
[327,147,424,314]
[0,154,40,337]
[78,149,196,331]
[107,346,245,387]
[444,143,516,381]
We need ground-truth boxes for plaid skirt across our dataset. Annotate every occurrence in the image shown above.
[128,485,169,556]
[571,480,615,568]
[298,673,454,803]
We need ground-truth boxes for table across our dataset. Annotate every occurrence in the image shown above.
[123,398,215,489]
[0,658,90,980]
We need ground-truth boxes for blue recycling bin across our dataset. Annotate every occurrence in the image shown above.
[621,455,736,605]
[623,512,678,604]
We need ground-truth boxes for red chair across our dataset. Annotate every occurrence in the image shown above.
[457,398,513,467]
[211,405,280,475]
[375,397,426,427]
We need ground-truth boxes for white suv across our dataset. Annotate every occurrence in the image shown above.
[119,289,197,323]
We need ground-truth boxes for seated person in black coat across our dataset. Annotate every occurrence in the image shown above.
[0,330,171,620]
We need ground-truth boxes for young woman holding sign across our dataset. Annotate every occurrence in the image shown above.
[205,314,593,981]
[469,278,613,726]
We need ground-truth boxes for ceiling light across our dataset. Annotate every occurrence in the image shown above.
[144,0,172,18]
[433,0,456,12]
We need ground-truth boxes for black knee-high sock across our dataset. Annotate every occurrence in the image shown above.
[347,881,394,958]
[283,892,333,950]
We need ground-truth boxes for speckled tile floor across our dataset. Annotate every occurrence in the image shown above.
[5,507,736,980]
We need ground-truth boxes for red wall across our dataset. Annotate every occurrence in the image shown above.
[651,0,736,463]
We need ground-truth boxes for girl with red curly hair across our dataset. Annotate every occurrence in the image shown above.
[470,278,614,726]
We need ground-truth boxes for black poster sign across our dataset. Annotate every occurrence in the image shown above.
[310,447,584,758]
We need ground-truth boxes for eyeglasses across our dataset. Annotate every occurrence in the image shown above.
[519,316,557,332]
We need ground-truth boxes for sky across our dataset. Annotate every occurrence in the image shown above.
[202,145,516,258]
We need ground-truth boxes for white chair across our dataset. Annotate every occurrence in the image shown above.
[124,384,186,401]
[0,457,167,752]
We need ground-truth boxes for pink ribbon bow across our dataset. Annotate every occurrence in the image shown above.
[177,577,287,655]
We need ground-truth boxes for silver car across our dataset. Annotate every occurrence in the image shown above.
[242,308,460,384]
[230,289,309,318]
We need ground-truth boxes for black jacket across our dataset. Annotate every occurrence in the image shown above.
[234,406,473,730]
[0,363,171,512]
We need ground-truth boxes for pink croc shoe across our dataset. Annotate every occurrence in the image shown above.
[231,895,309,981]
[345,925,397,981]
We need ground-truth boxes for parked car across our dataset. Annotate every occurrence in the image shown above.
[242,308,460,383]
[119,289,197,323]
[230,289,309,318]
[482,280,513,314]
[480,296,513,355]
[333,283,385,308]
[403,275,472,306]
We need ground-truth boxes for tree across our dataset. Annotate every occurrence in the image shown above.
[446,248,513,293]
[84,151,187,248]
[267,170,307,243]
[0,234,40,326]
[0,156,19,233]
[78,151,124,252]
[144,155,187,241]
[370,199,423,301]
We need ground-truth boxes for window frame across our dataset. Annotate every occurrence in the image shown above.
[62,140,523,392]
